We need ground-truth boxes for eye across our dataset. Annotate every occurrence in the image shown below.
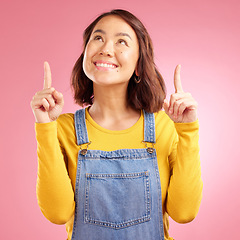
[94,35,103,41]
[118,39,128,46]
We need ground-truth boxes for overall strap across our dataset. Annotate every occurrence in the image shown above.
[143,110,156,144]
[74,108,89,145]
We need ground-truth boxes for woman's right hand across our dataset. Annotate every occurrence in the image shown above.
[31,62,64,123]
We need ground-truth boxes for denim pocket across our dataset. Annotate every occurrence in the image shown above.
[84,171,151,229]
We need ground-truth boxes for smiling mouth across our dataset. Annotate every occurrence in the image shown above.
[94,62,118,69]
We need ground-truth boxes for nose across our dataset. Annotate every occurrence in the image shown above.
[99,41,114,57]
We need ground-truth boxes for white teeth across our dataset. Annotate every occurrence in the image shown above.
[96,63,116,68]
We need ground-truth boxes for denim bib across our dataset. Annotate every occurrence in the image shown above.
[71,108,164,240]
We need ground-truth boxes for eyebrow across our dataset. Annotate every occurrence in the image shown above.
[93,29,132,40]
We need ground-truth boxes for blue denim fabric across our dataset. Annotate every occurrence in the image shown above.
[72,109,164,240]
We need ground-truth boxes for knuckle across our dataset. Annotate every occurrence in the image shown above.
[180,101,186,107]
[41,97,47,103]
[36,90,44,96]
[170,94,176,102]
[174,101,180,107]
[31,95,37,106]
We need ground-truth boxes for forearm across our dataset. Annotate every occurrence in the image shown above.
[35,121,75,224]
[166,120,203,223]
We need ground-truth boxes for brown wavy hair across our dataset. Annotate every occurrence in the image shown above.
[71,9,166,113]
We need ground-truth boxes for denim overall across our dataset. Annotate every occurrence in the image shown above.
[71,109,165,240]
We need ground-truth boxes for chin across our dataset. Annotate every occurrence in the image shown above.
[93,78,129,87]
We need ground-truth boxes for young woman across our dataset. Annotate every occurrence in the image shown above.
[31,9,202,240]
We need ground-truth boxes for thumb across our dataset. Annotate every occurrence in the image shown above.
[53,90,64,106]
[163,99,169,114]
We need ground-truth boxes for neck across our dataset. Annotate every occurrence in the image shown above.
[88,83,140,130]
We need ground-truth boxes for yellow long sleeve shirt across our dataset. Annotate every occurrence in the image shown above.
[35,109,202,240]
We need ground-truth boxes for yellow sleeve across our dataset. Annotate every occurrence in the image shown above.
[166,120,203,223]
[35,120,75,224]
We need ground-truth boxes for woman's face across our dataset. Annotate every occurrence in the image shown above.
[83,15,139,87]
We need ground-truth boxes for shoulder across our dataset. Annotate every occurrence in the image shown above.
[153,111,177,142]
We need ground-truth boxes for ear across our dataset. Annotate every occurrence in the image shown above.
[135,68,139,77]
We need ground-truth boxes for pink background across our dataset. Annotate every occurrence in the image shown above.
[1,0,240,239]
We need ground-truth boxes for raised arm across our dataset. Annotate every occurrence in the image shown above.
[163,65,203,222]
[31,62,75,224]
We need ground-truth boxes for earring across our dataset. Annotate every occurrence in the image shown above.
[134,75,141,84]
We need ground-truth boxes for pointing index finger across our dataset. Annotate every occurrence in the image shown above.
[43,61,52,89]
[174,64,184,93]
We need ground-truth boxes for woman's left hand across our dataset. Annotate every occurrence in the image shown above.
[163,65,198,123]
